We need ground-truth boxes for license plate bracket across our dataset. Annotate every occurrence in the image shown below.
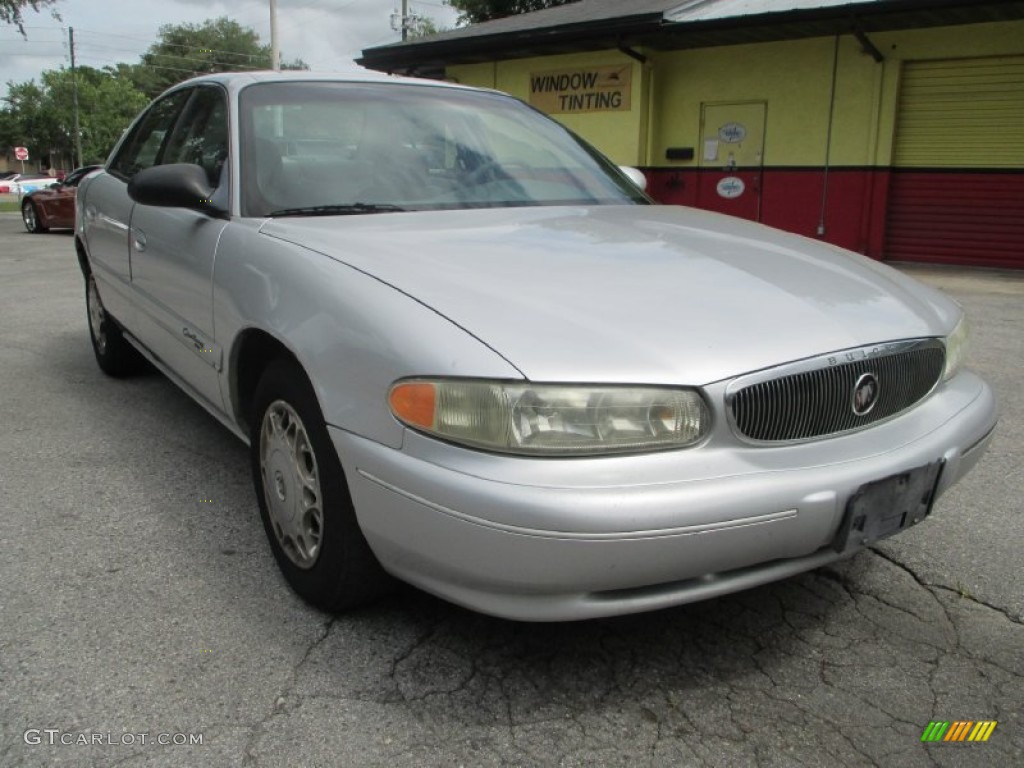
[833,461,944,552]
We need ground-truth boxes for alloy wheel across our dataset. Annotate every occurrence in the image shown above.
[259,399,324,569]
[87,277,107,355]
[22,202,36,232]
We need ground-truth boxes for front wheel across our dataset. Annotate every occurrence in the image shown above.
[22,200,47,233]
[251,359,392,611]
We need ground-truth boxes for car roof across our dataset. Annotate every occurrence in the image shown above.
[162,68,485,98]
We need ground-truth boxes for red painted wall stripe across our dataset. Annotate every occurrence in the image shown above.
[642,168,1022,269]
[643,168,888,259]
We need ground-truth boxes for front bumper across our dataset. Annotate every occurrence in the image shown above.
[331,371,996,621]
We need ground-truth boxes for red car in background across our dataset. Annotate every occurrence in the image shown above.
[21,166,101,233]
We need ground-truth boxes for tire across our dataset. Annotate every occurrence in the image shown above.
[251,359,393,611]
[85,273,146,377]
[22,200,47,233]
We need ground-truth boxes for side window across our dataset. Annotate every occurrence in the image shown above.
[162,87,230,187]
[108,90,191,181]
[64,168,92,187]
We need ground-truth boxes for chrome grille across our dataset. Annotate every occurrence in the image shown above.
[729,340,945,442]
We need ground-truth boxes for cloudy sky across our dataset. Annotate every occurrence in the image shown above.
[0,0,460,97]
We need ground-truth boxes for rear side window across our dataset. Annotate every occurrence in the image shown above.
[108,90,191,181]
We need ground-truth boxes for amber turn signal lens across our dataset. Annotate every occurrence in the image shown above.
[389,381,436,429]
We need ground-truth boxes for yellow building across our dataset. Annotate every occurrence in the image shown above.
[362,0,1024,268]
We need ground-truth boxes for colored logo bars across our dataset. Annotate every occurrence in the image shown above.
[921,721,997,743]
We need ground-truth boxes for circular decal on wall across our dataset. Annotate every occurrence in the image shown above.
[718,122,747,143]
[716,177,746,199]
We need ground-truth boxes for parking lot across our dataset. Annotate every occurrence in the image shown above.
[0,212,1020,768]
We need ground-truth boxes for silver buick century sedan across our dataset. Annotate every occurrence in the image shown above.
[76,71,996,621]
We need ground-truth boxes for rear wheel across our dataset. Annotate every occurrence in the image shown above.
[251,359,392,611]
[86,274,145,376]
[22,200,47,233]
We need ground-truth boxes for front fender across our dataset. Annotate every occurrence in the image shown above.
[212,221,523,448]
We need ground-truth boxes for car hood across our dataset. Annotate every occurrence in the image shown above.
[260,206,959,384]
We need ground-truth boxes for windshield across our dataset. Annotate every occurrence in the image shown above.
[239,81,648,217]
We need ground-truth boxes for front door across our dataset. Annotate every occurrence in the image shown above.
[697,102,766,221]
[128,85,230,412]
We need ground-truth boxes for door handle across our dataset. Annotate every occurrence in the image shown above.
[133,230,147,252]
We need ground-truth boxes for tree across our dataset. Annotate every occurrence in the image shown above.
[1,0,59,36]
[408,16,446,39]
[133,17,306,99]
[447,0,579,24]
[0,15,307,167]
[45,67,150,163]
[1,66,149,167]
[0,79,47,158]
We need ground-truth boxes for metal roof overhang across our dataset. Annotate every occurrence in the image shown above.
[359,0,1024,77]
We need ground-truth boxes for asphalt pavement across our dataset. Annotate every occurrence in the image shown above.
[0,213,1021,767]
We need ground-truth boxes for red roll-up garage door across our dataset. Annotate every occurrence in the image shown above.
[886,56,1024,268]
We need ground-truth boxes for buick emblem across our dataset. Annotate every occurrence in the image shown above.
[852,373,879,416]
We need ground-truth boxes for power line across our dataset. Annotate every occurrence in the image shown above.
[75,55,264,78]
[4,31,268,65]
[0,36,65,43]
[0,50,65,58]
[70,27,270,61]
[76,54,265,74]
[63,28,172,43]
[76,42,269,69]
[217,0,384,26]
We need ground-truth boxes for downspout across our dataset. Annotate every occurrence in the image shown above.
[645,60,656,169]
[817,33,841,237]
[619,40,654,170]
[617,43,647,65]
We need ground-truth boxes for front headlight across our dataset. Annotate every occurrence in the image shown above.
[388,379,710,456]
[943,314,970,380]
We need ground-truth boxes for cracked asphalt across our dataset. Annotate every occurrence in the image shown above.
[1,214,1020,767]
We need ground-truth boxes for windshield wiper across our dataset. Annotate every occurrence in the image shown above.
[268,203,406,217]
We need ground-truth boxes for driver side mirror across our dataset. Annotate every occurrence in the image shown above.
[128,163,226,217]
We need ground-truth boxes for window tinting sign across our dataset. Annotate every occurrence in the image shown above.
[529,64,632,114]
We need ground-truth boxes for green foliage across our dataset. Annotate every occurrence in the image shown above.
[0,0,59,35]
[1,66,149,166]
[0,79,45,159]
[408,16,445,39]
[447,0,579,24]
[1,14,306,167]
[134,17,306,98]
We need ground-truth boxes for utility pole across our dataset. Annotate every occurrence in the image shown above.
[270,0,281,70]
[392,1,414,40]
[69,27,83,169]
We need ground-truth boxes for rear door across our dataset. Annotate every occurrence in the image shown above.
[82,90,191,324]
